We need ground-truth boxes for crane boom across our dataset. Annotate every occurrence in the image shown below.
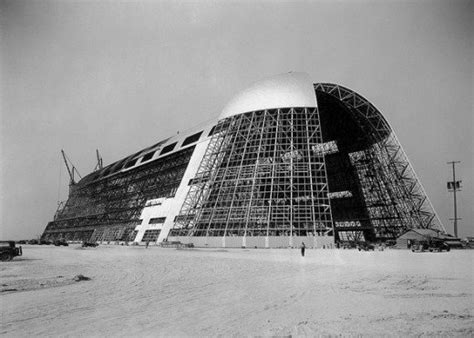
[94,149,103,171]
[61,150,81,185]
[61,149,75,185]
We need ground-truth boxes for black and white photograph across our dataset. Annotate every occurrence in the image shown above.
[1,0,472,336]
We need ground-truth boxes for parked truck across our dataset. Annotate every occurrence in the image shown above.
[0,241,23,261]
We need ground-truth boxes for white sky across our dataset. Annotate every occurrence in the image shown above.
[1,0,472,239]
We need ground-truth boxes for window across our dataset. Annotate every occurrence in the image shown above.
[141,151,155,163]
[174,214,193,223]
[181,131,203,147]
[111,159,127,172]
[141,229,161,242]
[149,217,166,224]
[160,142,177,155]
[124,158,139,169]
[145,200,162,207]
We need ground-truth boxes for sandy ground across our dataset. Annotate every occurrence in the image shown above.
[1,245,473,337]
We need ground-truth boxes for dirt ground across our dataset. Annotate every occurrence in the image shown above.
[1,245,473,336]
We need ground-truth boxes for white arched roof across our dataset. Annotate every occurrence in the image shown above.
[219,72,317,120]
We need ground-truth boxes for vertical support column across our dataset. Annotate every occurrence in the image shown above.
[447,161,461,237]
[243,111,267,247]
[452,162,458,238]
[289,108,294,248]
[305,108,317,236]
[266,110,280,248]
[311,107,333,239]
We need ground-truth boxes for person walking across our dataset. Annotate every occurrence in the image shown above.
[146,240,150,249]
[300,242,306,257]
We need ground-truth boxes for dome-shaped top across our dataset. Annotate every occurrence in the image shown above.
[220,72,317,120]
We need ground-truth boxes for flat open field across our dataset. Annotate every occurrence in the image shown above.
[1,245,473,336]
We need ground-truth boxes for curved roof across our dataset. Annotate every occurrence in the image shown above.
[220,72,317,120]
[314,83,391,141]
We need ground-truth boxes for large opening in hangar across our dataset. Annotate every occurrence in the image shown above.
[316,90,376,242]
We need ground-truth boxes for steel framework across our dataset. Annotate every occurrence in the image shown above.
[42,80,445,245]
[171,107,334,238]
[170,84,445,242]
[42,147,195,242]
[314,83,445,239]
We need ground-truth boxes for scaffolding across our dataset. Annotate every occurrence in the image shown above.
[171,107,334,238]
[42,147,195,242]
[314,83,445,240]
[43,81,445,245]
[170,84,444,243]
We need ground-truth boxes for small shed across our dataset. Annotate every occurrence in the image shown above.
[396,229,444,249]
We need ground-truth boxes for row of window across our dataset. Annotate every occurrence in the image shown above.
[139,130,211,165]
[135,217,167,225]
[96,127,216,181]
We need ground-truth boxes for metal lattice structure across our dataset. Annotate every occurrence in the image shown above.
[42,73,445,247]
[171,107,334,238]
[42,147,194,242]
[314,83,445,240]
[170,83,445,243]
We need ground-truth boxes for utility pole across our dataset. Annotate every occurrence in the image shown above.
[447,161,461,237]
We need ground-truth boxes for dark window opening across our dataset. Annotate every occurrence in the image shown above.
[124,158,139,169]
[114,164,125,171]
[182,131,203,147]
[160,142,177,155]
[141,151,155,162]
[149,217,166,224]
[141,229,161,242]
[111,159,127,173]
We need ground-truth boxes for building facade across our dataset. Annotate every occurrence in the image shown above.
[42,72,445,247]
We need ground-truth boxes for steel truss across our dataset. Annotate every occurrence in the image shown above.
[171,107,334,238]
[42,147,195,242]
[315,83,445,238]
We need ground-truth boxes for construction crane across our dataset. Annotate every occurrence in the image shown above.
[94,149,103,171]
[61,149,81,186]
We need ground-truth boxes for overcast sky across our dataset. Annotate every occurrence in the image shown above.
[1,0,472,239]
